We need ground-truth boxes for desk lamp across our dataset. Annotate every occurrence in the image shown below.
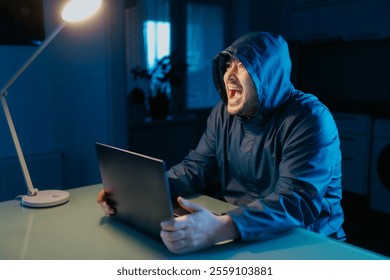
[0,0,102,207]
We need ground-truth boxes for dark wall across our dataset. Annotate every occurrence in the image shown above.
[296,39,390,117]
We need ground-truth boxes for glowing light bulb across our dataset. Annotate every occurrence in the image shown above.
[61,0,102,22]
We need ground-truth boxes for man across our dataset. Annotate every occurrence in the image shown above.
[98,31,346,254]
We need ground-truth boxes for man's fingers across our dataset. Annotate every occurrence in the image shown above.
[160,228,186,242]
[100,201,115,215]
[97,190,105,203]
[161,217,187,231]
[177,197,207,213]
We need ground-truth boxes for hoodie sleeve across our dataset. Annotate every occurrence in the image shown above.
[227,101,342,241]
[167,102,223,198]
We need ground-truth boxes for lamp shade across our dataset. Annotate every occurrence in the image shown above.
[62,0,102,22]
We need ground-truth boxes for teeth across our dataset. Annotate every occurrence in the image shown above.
[229,88,241,98]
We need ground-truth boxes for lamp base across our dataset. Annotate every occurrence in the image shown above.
[22,190,70,208]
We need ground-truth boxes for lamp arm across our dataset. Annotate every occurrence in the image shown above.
[0,22,66,196]
[0,22,67,94]
[1,95,37,195]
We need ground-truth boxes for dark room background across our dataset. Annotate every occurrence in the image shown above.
[0,0,389,257]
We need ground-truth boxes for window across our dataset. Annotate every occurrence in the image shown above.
[124,0,170,94]
[144,20,170,70]
[186,3,224,109]
[125,0,225,113]
[143,20,171,97]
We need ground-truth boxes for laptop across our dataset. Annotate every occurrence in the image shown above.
[95,142,237,239]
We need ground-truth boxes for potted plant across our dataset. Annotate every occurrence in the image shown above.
[131,52,187,120]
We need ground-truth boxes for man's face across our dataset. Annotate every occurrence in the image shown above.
[223,58,258,117]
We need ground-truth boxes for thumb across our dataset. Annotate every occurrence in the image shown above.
[177,196,207,213]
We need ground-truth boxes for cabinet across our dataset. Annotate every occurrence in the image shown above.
[288,0,390,42]
[333,112,372,195]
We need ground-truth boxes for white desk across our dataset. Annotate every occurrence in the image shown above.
[0,184,387,260]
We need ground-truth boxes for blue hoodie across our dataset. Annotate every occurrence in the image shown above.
[168,32,346,241]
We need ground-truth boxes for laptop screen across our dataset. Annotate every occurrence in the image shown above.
[95,142,174,238]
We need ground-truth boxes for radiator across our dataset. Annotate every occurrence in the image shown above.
[0,152,64,202]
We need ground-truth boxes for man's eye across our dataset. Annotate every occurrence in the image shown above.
[225,63,232,68]
[238,63,244,68]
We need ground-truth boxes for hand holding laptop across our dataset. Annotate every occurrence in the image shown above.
[97,190,115,216]
[95,143,239,254]
[97,190,239,254]
[160,196,239,254]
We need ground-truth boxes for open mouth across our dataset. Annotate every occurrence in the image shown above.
[228,88,242,99]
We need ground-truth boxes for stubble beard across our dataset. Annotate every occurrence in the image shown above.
[227,97,258,117]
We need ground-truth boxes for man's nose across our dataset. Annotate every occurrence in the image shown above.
[225,67,237,81]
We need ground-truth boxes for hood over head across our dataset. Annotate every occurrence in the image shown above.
[212,31,294,117]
